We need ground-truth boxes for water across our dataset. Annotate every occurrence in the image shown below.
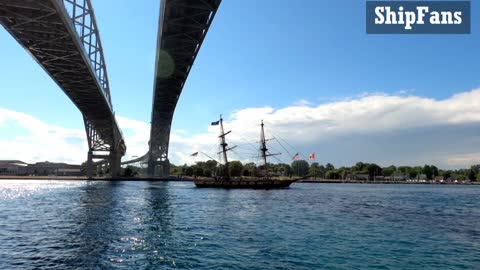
[0,181,479,269]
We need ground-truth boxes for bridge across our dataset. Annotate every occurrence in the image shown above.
[146,0,222,177]
[0,0,125,177]
[1,0,222,178]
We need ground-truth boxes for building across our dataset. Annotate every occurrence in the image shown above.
[416,174,428,181]
[0,160,28,175]
[353,174,370,180]
[56,168,83,176]
[26,161,84,176]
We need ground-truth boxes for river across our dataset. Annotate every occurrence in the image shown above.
[0,180,479,269]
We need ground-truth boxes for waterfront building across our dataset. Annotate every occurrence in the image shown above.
[0,160,28,175]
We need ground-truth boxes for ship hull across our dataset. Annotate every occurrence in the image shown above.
[194,179,296,189]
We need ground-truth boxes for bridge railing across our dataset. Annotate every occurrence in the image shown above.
[62,0,112,107]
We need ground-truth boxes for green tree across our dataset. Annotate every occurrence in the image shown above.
[205,160,218,173]
[185,167,194,176]
[353,162,366,172]
[423,165,433,180]
[367,163,382,180]
[309,162,321,179]
[431,165,439,178]
[193,166,204,177]
[318,165,326,178]
[292,160,310,176]
[325,163,335,171]
[325,170,341,180]
[123,167,134,177]
[229,161,244,177]
[243,162,257,177]
[468,169,476,181]
[383,165,396,177]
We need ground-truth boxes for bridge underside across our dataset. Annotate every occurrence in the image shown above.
[0,0,125,176]
[148,0,221,177]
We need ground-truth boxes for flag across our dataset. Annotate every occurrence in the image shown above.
[211,120,220,126]
[309,153,316,160]
[190,152,199,157]
[292,153,299,160]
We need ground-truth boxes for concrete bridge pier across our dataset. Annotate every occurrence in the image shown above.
[86,150,94,179]
[147,157,170,178]
[109,149,122,177]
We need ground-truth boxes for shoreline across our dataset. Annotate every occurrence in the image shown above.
[0,175,479,185]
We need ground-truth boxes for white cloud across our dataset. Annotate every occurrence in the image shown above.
[0,108,86,163]
[168,89,480,168]
[293,99,312,106]
[2,88,480,169]
[0,110,151,164]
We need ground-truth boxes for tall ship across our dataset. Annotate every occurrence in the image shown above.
[194,116,300,188]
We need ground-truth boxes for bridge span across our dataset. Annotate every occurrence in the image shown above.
[147,0,222,177]
[0,0,126,177]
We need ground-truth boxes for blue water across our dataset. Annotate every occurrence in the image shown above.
[0,181,479,269]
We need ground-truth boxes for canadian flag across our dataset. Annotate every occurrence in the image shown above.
[309,153,316,160]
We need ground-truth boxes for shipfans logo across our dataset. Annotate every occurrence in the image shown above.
[366,1,470,34]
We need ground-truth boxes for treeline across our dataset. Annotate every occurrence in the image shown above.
[168,160,480,181]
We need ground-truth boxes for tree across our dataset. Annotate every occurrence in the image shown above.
[468,169,476,181]
[185,167,194,176]
[318,165,326,178]
[367,163,382,180]
[193,166,204,177]
[383,165,396,177]
[353,162,365,172]
[325,170,341,180]
[325,163,335,171]
[229,161,244,177]
[442,170,452,180]
[309,162,321,179]
[471,164,480,174]
[205,160,218,173]
[291,160,310,176]
[123,167,134,177]
[431,165,439,178]
[423,165,433,180]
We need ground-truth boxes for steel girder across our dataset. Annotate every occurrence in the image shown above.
[0,0,125,177]
[148,0,221,177]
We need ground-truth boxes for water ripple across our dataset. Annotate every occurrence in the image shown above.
[0,181,479,269]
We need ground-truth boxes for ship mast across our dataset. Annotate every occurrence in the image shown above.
[218,115,236,178]
[259,120,279,178]
[260,120,268,175]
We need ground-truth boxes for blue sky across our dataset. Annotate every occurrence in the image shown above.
[1,0,480,168]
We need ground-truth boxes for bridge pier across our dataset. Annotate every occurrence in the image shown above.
[109,149,122,178]
[86,150,94,179]
[147,157,170,178]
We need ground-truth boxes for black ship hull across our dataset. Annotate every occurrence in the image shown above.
[194,178,297,189]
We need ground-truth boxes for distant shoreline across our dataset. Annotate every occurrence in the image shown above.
[0,175,479,185]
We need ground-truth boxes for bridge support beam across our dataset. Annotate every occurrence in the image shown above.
[84,117,125,178]
[86,151,94,179]
[147,157,170,178]
[109,149,122,178]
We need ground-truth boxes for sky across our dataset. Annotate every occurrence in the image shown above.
[1,0,480,169]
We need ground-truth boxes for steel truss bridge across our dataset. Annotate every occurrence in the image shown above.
[0,0,221,178]
[125,0,222,177]
[0,0,125,177]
